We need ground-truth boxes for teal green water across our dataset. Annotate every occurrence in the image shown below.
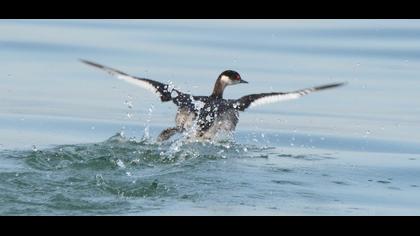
[1,20,420,215]
[2,132,420,215]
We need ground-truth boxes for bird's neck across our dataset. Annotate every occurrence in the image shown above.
[210,78,226,99]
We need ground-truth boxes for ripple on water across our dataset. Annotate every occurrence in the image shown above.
[277,154,335,161]
[0,133,282,214]
[95,175,172,198]
[331,181,351,186]
[271,180,304,186]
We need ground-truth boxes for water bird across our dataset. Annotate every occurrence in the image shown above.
[81,60,345,141]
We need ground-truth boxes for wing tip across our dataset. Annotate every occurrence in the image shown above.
[79,59,104,69]
[79,59,130,77]
[315,82,348,91]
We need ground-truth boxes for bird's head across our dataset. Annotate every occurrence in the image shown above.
[218,70,248,86]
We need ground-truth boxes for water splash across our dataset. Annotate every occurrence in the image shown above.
[142,104,155,140]
[124,95,134,121]
[116,159,126,169]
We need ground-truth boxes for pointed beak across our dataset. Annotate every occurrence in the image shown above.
[240,79,248,84]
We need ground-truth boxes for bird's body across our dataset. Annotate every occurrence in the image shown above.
[81,60,345,141]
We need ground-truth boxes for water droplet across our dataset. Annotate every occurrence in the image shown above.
[124,95,134,108]
[126,171,132,176]
[95,174,104,186]
[116,159,125,168]
[169,89,177,98]
[124,100,133,109]
[131,159,140,164]
[32,145,38,152]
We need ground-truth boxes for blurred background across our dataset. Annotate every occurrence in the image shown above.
[0,19,419,150]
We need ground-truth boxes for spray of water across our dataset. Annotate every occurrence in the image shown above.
[142,104,155,141]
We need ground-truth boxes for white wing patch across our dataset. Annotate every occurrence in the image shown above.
[114,74,159,96]
[249,88,315,108]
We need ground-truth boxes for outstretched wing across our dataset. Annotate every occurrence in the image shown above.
[80,59,203,110]
[232,82,346,111]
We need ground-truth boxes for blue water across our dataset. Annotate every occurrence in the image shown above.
[1,20,420,215]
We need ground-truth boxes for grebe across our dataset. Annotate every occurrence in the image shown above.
[81,60,345,141]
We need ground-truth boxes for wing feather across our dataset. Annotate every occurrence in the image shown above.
[81,59,209,112]
[233,82,346,111]
[80,59,176,101]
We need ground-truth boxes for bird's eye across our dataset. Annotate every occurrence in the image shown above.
[236,75,241,80]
